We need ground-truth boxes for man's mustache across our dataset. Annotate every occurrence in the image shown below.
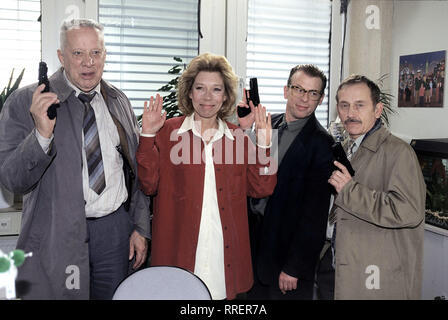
[344,118,362,125]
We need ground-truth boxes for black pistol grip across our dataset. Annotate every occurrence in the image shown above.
[38,61,58,120]
[249,78,260,106]
[331,142,355,176]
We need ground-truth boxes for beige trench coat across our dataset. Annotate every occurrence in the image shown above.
[333,126,426,299]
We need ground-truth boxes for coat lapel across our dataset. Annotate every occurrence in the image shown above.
[100,80,137,174]
[277,114,319,179]
[49,68,84,160]
[50,68,137,173]
[351,126,390,174]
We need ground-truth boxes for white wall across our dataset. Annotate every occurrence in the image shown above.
[343,0,393,89]
[199,0,248,79]
[198,0,226,57]
[390,0,448,141]
[225,0,248,80]
[328,0,343,122]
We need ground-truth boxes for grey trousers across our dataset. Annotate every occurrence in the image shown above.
[86,204,132,300]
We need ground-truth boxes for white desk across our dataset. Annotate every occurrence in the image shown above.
[0,206,21,254]
[422,223,448,300]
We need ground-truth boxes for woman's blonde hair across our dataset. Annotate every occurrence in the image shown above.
[177,53,238,119]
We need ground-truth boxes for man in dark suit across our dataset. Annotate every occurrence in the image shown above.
[239,65,334,299]
[0,19,150,299]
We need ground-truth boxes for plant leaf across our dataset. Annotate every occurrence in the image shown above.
[1,68,25,111]
[9,68,25,93]
[376,73,396,127]
[6,68,15,92]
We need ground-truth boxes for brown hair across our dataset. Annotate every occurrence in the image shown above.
[177,53,238,119]
[336,74,381,105]
[287,64,327,93]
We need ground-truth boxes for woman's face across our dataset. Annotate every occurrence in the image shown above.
[189,71,227,122]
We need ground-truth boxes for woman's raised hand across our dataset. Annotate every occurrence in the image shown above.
[141,94,166,135]
[254,104,272,147]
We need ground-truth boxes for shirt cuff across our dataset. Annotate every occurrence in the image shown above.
[257,140,273,149]
[35,130,54,154]
[140,130,156,138]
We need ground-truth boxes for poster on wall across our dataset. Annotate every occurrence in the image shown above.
[398,50,445,108]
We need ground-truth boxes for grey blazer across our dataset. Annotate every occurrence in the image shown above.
[0,68,150,299]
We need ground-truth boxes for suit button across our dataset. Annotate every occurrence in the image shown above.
[227,264,230,268]
[225,245,229,249]
[28,160,37,169]
[224,226,227,230]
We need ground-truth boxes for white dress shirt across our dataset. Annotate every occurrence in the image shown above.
[36,72,127,217]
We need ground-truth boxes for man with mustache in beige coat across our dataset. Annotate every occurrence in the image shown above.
[328,75,426,299]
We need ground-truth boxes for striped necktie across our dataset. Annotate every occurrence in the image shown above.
[346,139,356,161]
[79,92,106,195]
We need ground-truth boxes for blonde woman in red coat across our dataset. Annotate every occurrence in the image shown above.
[136,53,277,299]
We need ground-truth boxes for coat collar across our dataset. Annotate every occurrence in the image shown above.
[271,112,318,137]
[178,113,234,141]
[274,112,322,174]
[359,126,391,153]
[299,113,321,138]
[49,67,75,102]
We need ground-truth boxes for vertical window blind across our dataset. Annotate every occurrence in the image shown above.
[99,0,199,115]
[246,0,332,126]
[0,0,41,89]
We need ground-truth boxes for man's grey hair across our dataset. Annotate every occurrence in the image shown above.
[59,19,104,51]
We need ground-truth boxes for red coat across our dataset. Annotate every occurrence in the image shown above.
[136,116,276,299]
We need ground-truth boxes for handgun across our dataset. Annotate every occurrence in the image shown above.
[237,77,260,118]
[331,142,355,176]
[38,61,59,119]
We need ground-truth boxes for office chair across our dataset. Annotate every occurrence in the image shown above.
[112,266,212,300]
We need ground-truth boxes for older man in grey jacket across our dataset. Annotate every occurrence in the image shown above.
[328,75,426,299]
[0,19,150,299]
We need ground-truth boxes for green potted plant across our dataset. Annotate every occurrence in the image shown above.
[376,73,397,128]
[137,57,185,126]
[0,68,25,113]
[157,57,185,119]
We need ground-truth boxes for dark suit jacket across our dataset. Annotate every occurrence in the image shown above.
[254,113,334,285]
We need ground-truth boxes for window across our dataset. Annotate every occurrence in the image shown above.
[246,0,332,126]
[0,0,41,88]
[99,0,199,115]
